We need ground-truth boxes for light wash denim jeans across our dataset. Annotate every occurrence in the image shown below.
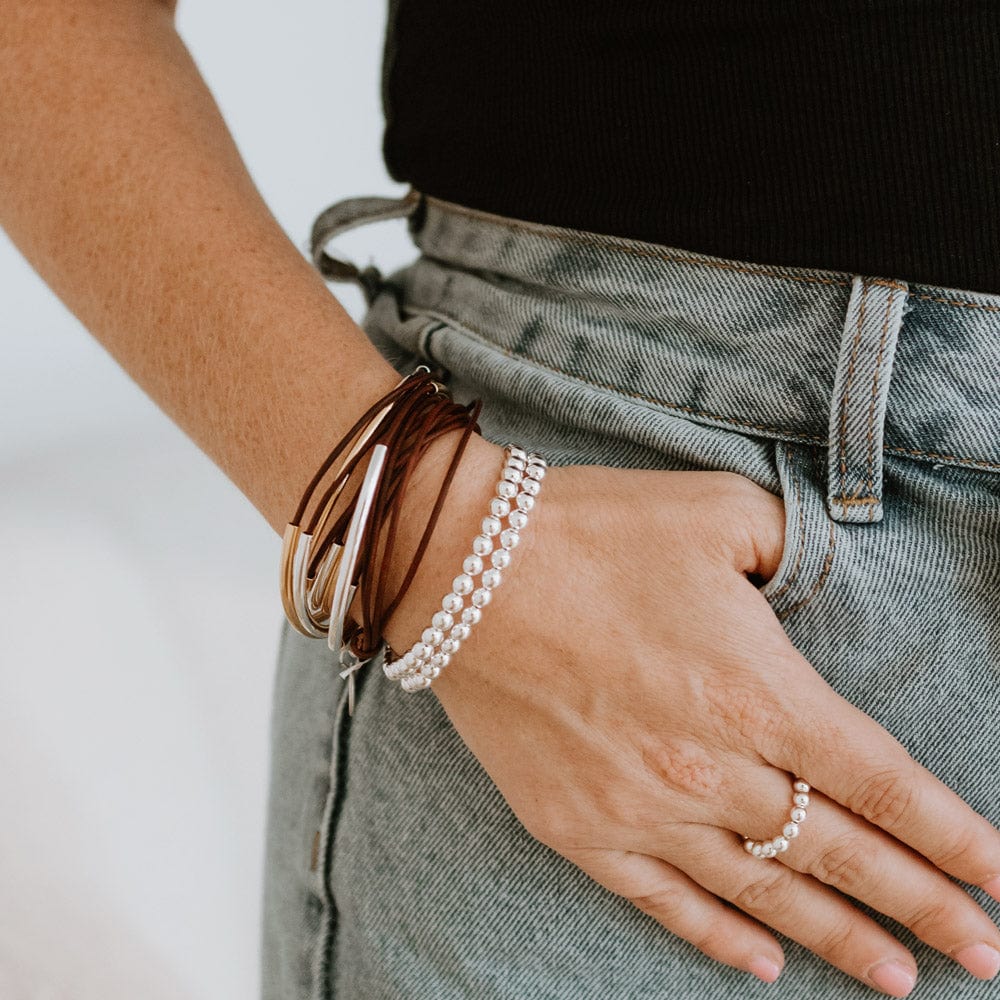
[261,191,1000,999]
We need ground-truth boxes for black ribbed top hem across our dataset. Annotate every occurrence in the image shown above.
[381,0,1000,295]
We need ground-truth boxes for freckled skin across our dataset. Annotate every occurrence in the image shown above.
[5,4,1000,994]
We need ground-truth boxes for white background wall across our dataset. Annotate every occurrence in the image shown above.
[0,4,412,997]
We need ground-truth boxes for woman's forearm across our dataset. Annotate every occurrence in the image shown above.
[0,0,483,543]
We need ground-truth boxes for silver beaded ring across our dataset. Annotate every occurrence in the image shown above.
[742,779,811,859]
[382,443,546,691]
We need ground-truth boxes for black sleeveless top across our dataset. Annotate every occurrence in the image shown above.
[380,1,1000,295]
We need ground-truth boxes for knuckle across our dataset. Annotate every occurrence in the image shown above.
[848,766,917,828]
[905,897,954,940]
[931,824,978,870]
[520,809,565,850]
[638,736,723,801]
[705,682,783,746]
[731,870,795,916]
[726,471,781,539]
[626,885,689,927]
[686,926,730,958]
[811,921,856,961]
[811,837,869,890]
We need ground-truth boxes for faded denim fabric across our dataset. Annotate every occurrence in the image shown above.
[261,191,1000,999]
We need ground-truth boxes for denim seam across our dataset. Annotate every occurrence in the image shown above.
[777,451,838,622]
[913,291,1000,312]
[836,278,868,507]
[778,517,836,622]
[862,287,898,521]
[884,445,1000,470]
[405,305,1000,472]
[765,443,807,604]
[317,677,354,1000]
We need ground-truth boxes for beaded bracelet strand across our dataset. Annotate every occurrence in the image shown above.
[382,444,547,692]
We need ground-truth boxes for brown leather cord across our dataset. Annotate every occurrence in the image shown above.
[376,400,482,628]
[291,370,432,527]
[355,396,480,659]
[365,398,485,658]
[358,396,450,638]
[302,375,444,577]
[285,362,485,662]
[304,382,463,581]
[302,377,435,538]
[349,395,484,660]
[350,393,476,657]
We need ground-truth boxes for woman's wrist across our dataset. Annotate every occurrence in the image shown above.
[347,427,508,670]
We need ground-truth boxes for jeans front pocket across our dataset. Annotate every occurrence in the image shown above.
[756,442,838,626]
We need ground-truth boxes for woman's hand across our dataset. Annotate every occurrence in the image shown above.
[379,435,1000,996]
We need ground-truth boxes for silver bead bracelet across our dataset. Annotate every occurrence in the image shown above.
[382,443,547,692]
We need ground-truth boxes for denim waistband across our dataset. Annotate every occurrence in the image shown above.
[310,190,1000,523]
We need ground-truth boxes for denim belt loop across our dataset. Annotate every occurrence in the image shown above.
[308,189,423,306]
[825,274,909,524]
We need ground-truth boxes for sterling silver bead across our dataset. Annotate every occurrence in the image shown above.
[442,592,464,614]
[421,626,444,647]
[482,515,503,536]
[431,610,454,631]
[745,776,811,861]
[394,443,546,695]
[500,528,520,549]
[472,534,494,556]
[491,548,511,570]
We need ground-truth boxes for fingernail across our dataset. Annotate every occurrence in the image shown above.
[868,959,916,997]
[748,956,782,983]
[981,875,1000,904]
[953,943,1000,980]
